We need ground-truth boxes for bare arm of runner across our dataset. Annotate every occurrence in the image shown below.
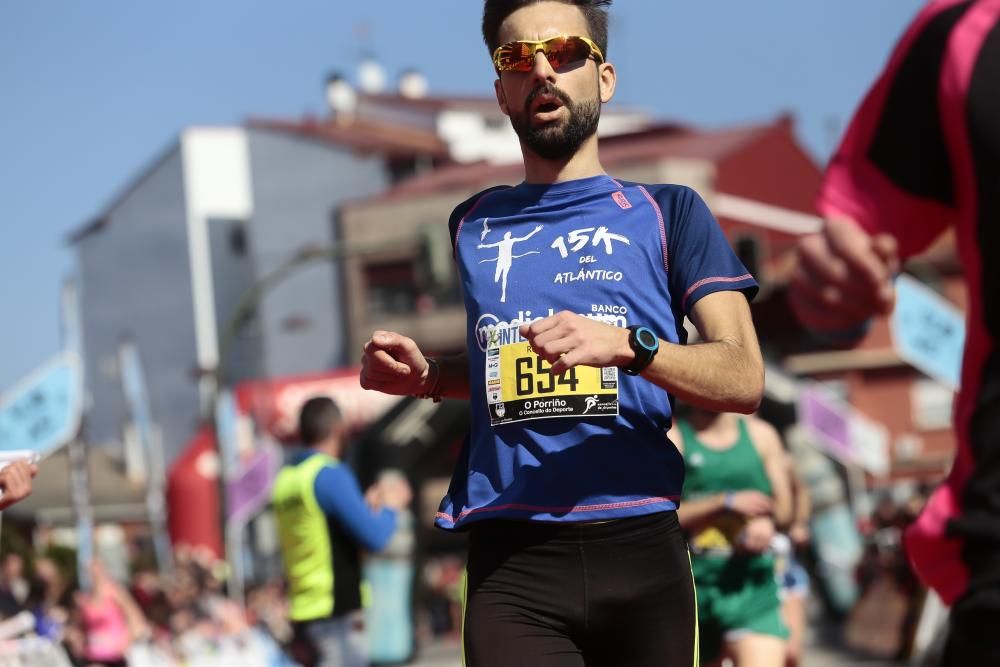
[521,290,764,414]
[732,418,794,553]
[746,416,794,529]
[677,491,774,533]
[360,330,471,399]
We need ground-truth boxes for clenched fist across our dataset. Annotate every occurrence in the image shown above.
[361,331,432,396]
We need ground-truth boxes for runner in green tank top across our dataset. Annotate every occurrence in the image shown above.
[671,408,792,667]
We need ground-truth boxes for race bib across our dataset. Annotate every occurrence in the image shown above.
[690,514,746,554]
[486,341,618,426]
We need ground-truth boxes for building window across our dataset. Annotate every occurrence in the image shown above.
[388,159,418,185]
[229,226,247,256]
[418,223,461,307]
[365,260,418,315]
[911,379,954,431]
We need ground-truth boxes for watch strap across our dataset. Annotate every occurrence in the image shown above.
[622,325,659,376]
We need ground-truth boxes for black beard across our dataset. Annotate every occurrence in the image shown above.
[511,85,601,160]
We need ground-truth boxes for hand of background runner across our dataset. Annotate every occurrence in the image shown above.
[728,490,773,518]
[519,311,632,375]
[789,217,899,338]
[789,522,810,547]
[738,516,776,554]
[365,484,384,511]
[364,477,412,512]
[361,330,431,396]
[379,476,413,511]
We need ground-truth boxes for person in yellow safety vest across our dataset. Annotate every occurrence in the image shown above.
[272,396,412,667]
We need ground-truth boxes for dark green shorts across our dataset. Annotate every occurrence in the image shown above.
[692,553,789,662]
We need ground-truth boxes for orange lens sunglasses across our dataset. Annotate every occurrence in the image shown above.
[492,35,605,72]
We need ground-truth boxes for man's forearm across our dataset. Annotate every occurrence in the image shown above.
[677,494,727,532]
[426,353,471,400]
[642,338,763,414]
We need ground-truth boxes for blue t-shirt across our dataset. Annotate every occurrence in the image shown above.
[288,450,397,551]
[435,175,757,530]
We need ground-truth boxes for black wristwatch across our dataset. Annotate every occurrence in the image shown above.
[622,325,659,376]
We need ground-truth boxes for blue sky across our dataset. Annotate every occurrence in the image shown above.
[0,0,923,392]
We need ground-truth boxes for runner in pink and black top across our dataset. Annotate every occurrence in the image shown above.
[791,2,1000,664]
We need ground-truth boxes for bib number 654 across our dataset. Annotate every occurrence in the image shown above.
[514,354,580,396]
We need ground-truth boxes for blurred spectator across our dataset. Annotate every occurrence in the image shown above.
[127,568,160,612]
[419,555,464,641]
[246,581,292,645]
[0,544,308,665]
[0,553,31,616]
[847,492,927,660]
[26,556,73,643]
[73,560,149,666]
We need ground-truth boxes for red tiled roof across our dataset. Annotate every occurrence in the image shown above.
[601,123,772,163]
[367,160,523,201]
[248,116,451,160]
[68,114,453,244]
[358,92,502,114]
[357,92,649,121]
[352,121,779,204]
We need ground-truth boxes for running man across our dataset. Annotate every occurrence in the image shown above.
[361,1,762,665]
[478,224,544,303]
[788,2,1000,664]
[672,409,792,667]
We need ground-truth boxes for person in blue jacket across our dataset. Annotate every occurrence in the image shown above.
[272,396,411,667]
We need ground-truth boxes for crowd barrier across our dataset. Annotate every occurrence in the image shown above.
[0,629,294,667]
[0,637,73,667]
[128,629,295,667]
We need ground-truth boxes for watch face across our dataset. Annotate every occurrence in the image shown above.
[624,326,658,375]
[636,327,658,351]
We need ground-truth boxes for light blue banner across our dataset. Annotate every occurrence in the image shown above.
[892,275,965,390]
[0,353,81,456]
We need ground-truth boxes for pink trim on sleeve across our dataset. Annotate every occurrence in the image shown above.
[682,274,754,311]
[435,495,679,525]
[637,186,669,272]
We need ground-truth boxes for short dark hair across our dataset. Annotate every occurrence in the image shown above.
[482,0,612,58]
[298,396,342,446]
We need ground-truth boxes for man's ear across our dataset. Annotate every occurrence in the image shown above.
[598,62,616,104]
[495,78,511,116]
